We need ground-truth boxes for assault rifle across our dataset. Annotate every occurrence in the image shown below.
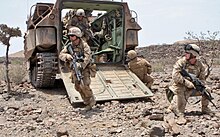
[67,45,84,85]
[180,68,217,109]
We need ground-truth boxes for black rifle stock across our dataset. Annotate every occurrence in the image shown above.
[180,68,217,109]
[67,45,84,85]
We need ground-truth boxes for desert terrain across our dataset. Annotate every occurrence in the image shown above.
[0,43,219,137]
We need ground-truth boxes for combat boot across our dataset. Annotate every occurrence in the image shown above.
[176,113,187,125]
[202,107,213,114]
[89,96,96,107]
[84,96,96,111]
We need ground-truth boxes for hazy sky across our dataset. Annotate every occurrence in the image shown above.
[1,0,220,57]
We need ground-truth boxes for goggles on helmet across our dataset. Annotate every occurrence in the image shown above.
[184,44,199,54]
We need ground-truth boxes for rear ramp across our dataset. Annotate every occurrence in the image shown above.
[60,64,153,104]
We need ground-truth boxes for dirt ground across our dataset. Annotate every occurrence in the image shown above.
[0,44,219,137]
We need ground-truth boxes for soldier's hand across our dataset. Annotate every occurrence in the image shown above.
[184,79,195,89]
[76,62,82,70]
[66,54,73,61]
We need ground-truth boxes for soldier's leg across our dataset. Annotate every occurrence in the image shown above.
[201,92,213,114]
[200,87,211,113]
[167,86,177,113]
[201,96,210,113]
[167,86,186,116]
[176,87,191,115]
[73,74,86,101]
[167,94,177,113]
[81,85,93,105]
[145,75,154,89]
[81,70,96,108]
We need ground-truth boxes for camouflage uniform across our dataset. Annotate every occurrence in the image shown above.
[128,57,154,88]
[68,16,89,31]
[59,38,95,107]
[169,56,209,115]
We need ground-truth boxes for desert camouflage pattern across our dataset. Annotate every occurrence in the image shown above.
[67,16,89,33]
[59,39,95,105]
[128,57,154,88]
[169,56,209,114]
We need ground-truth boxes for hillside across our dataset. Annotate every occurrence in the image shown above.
[8,50,24,58]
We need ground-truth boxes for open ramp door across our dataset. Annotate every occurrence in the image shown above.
[60,64,153,104]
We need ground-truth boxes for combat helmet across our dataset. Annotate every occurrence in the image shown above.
[184,44,200,57]
[76,9,85,17]
[127,50,137,60]
[68,26,82,37]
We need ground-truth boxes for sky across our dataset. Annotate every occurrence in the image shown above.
[1,0,220,57]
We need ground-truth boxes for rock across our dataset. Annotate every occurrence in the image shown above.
[2,93,10,101]
[111,122,118,127]
[149,126,165,137]
[140,119,152,128]
[57,126,69,137]
[142,109,152,116]
[33,108,42,114]
[0,106,4,112]
[44,118,56,126]
[31,114,39,120]
[159,83,168,88]
[109,128,122,134]
[140,129,148,136]
[149,114,164,121]
[132,118,139,126]
[210,76,219,81]
[26,124,36,131]
[0,81,6,87]
[212,83,220,90]
[125,106,134,113]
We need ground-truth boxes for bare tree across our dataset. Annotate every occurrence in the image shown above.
[0,24,22,92]
[185,31,220,79]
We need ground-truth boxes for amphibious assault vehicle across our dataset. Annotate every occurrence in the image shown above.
[24,0,153,104]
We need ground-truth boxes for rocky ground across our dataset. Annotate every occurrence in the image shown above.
[0,44,220,137]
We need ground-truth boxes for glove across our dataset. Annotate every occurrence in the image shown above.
[76,62,82,70]
[184,79,195,89]
[66,54,73,61]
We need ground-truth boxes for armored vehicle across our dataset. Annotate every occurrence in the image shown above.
[24,0,153,104]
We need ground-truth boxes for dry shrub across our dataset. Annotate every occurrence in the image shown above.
[0,64,4,80]
[9,64,27,84]
[0,63,26,84]
[152,62,165,72]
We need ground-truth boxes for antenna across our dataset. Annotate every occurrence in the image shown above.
[27,0,29,19]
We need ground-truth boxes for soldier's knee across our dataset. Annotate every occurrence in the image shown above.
[75,84,81,92]
[82,86,92,92]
